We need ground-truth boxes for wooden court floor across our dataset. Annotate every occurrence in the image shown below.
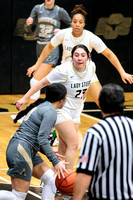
[0,93,133,199]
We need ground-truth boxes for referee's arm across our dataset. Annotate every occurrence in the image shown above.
[73,129,100,200]
[73,173,92,200]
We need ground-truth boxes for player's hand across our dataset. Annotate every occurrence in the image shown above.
[26,17,33,26]
[54,161,69,179]
[121,72,133,84]
[15,98,27,110]
[54,29,60,35]
[26,65,38,77]
[54,151,65,161]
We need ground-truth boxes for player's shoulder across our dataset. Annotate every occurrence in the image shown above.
[55,5,60,10]
[57,27,71,36]
[63,27,72,34]
[88,60,96,69]
[56,61,72,72]
[38,101,56,115]
[33,3,44,11]
[56,5,67,12]
[57,61,70,68]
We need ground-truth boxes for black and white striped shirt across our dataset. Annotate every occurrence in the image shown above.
[77,115,133,200]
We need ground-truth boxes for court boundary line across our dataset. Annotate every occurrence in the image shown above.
[81,112,100,121]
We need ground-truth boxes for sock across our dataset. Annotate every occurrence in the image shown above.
[0,189,27,200]
[0,190,18,200]
[40,169,56,200]
[12,189,27,200]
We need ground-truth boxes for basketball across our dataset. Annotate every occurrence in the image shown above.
[55,169,77,195]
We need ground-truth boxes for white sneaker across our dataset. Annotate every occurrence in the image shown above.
[11,115,24,124]
[39,181,45,189]
[52,138,59,146]
[62,194,73,200]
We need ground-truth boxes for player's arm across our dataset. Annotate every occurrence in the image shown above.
[26,42,54,77]
[16,78,50,110]
[59,7,71,27]
[27,30,64,77]
[73,173,92,200]
[101,47,133,84]
[24,5,37,32]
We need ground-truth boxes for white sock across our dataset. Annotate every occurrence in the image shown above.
[12,189,27,200]
[40,169,56,200]
[0,189,27,200]
[30,78,40,100]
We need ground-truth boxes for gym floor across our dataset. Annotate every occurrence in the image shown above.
[0,93,132,199]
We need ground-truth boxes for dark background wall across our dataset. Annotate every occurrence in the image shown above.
[0,0,133,94]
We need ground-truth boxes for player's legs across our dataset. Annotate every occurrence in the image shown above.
[33,63,53,80]
[0,177,28,200]
[29,43,59,104]
[55,121,79,170]
[58,135,67,156]
[33,161,56,200]
[29,63,53,104]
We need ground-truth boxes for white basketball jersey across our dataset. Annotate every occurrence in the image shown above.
[46,60,96,109]
[51,28,106,63]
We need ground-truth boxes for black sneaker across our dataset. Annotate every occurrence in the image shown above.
[48,133,59,146]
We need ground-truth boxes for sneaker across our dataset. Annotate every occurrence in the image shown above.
[11,115,24,124]
[52,137,59,146]
[39,181,44,189]
[48,134,59,146]
[62,194,73,200]
[55,190,61,197]
[48,129,59,146]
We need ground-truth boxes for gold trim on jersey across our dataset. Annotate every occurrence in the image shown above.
[17,143,33,171]
[70,30,86,45]
[40,3,44,8]
[72,63,88,79]
[56,5,60,10]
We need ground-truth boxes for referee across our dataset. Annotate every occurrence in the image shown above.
[73,83,133,200]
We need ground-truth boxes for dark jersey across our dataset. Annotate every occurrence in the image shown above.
[14,101,59,166]
[25,3,71,42]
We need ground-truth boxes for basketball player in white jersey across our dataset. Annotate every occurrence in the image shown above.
[27,4,133,106]
[16,44,97,170]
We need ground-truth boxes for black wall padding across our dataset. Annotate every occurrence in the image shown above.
[0,0,132,94]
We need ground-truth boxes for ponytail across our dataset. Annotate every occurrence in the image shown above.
[14,98,45,123]
[14,83,67,123]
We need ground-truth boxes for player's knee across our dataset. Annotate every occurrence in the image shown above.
[41,169,55,184]
[40,169,56,193]
[30,78,40,100]
[69,140,78,152]
[30,78,39,88]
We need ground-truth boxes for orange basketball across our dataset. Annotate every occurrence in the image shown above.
[55,169,76,195]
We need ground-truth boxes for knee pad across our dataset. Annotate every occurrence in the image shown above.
[30,78,40,100]
[12,189,27,200]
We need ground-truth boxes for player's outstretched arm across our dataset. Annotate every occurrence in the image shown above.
[15,78,50,110]
[101,48,133,84]
[26,42,55,77]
